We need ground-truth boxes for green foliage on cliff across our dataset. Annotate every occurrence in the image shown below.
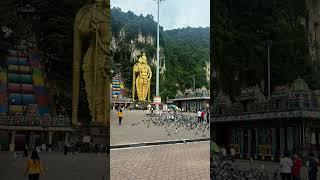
[111,8,210,101]
[214,0,319,97]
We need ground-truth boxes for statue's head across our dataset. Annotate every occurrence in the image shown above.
[141,53,147,64]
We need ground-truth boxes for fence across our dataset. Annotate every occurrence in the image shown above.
[0,115,71,127]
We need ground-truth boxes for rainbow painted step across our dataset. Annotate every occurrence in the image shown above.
[8,83,33,93]
[8,50,28,58]
[7,57,29,66]
[8,74,33,84]
[8,65,31,74]
[9,93,36,105]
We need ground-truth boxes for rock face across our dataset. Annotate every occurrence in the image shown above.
[111,28,159,64]
[111,28,166,72]
[306,0,320,63]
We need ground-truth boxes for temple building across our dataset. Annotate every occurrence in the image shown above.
[169,87,210,112]
[213,77,320,160]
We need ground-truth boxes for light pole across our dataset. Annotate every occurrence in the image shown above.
[154,0,165,97]
[192,75,195,92]
[266,40,272,100]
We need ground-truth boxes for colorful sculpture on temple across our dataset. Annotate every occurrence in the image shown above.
[72,0,110,126]
[132,53,152,102]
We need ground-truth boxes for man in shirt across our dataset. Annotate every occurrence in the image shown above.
[197,110,202,123]
[201,111,205,123]
[292,153,302,180]
[280,152,293,180]
[220,145,227,158]
[230,147,236,161]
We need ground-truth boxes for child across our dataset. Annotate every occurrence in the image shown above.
[117,109,124,125]
[24,150,44,180]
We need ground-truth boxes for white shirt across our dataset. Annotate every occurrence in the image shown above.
[42,144,46,151]
[197,111,201,117]
[221,148,227,156]
[230,148,235,156]
[280,157,293,173]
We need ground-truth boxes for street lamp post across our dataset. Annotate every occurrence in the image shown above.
[192,75,195,92]
[266,40,272,100]
[154,0,165,98]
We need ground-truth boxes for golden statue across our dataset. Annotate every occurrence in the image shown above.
[72,0,110,126]
[132,53,152,101]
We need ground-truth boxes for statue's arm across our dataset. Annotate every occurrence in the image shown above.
[148,66,152,79]
[132,66,136,100]
[133,64,138,73]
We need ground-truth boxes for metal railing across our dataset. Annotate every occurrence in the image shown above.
[213,99,320,117]
[0,115,71,127]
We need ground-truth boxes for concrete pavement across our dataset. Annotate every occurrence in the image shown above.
[0,152,108,180]
[110,141,210,180]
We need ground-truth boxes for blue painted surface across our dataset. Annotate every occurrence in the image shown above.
[9,93,22,105]
[38,106,49,115]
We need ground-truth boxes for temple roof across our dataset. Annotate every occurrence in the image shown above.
[213,91,232,106]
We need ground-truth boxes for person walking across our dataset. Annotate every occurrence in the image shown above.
[117,109,124,125]
[220,145,227,158]
[24,144,29,157]
[292,153,302,180]
[41,144,46,152]
[197,110,202,123]
[201,110,205,123]
[308,153,319,180]
[24,150,44,180]
[279,152,293,180]
[230,147,236,161]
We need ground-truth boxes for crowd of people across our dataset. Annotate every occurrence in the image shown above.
[279,152,320,180]
[197,109,210,124]
[216,144,320,180]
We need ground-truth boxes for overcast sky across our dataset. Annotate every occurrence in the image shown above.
[110,0,210,30]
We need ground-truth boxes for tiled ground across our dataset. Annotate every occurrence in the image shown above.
[110,110,209,145]
[110,141,210,180]
[0,152,109,180]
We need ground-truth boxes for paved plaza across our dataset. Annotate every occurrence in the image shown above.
[0,152,108,180]
[111,141,210,180]
[110,110,209,145]
[110,110,210,179]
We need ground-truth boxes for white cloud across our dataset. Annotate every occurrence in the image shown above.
[111,0,210,30]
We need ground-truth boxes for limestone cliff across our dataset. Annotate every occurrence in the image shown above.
[306,0,320,63]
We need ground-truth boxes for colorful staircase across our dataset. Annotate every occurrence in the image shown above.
[0,68,8,115]
[5,49,50,116]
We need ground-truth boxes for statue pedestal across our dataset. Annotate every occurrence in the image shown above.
[133,101,150,110]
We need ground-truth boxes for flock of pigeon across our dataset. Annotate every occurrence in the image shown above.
[211,155,279,180]
[134,112,210,137]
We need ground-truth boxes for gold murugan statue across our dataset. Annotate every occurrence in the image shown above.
[72,0,110,126]
[132,53,152,101]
